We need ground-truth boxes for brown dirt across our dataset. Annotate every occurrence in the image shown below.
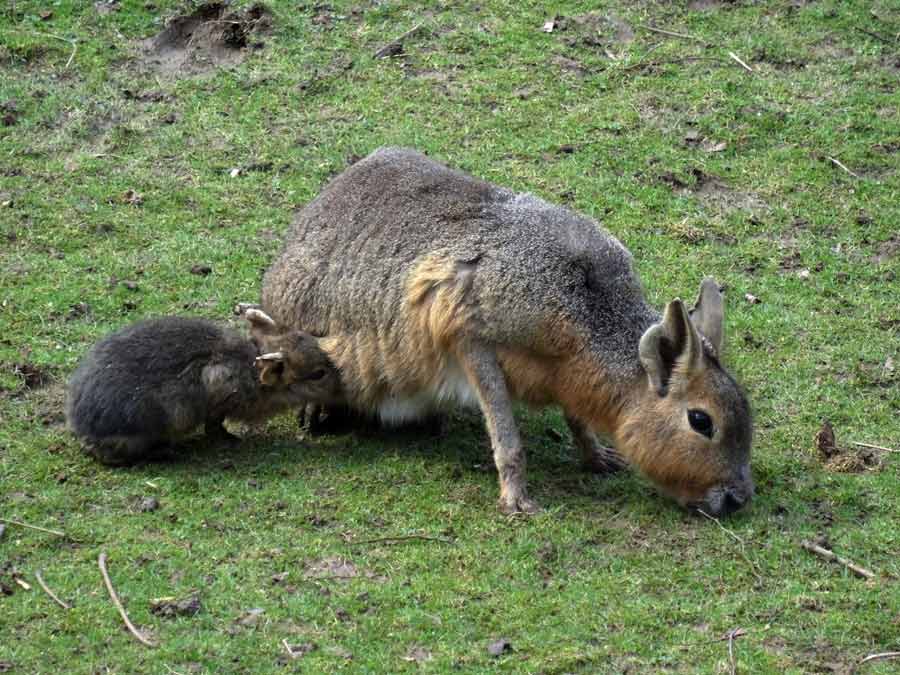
[138,2,272,77]
[659,168,767,213]
[556,12,634,48]
[871,235,900,264]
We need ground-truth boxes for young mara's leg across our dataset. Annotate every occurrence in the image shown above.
[565,415,628,474]
[458,342,538,514]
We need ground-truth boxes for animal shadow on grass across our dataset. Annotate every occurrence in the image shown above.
[114,409,637,507]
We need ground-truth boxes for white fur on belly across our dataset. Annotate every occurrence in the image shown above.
[377,363,479,425]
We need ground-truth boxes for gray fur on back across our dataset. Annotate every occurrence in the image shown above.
[263,147,659,404]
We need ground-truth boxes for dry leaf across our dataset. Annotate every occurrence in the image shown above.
[744,293,761,305]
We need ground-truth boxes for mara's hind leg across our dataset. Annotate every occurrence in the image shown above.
[564,415,628,474]
[458,342,538,515]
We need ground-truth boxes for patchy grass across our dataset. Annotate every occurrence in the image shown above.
[1,0,898,672]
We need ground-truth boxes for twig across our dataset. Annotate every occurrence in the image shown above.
[697,510,763,584]
[800,540,876,580]
[373,22,426,58]
[35,570,71,610]
[14,577,31,590]
[675,628,748,650]
[621,56,722,73]
[860,652,900,666]
[0,518,65,537]
[855,27,895,45]
[638,24,706,44]
[346,534,453,546]
[728,51,753,73]
[98,552,157,647]
[725,628,747,675]
[852,441,899,454]
[826,156,862,179]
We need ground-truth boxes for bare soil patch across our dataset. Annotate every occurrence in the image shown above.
[138,2,272,77]
[659,168,767,213]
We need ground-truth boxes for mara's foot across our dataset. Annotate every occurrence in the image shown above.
[498,488,540,515]
[582,446,629,475]
[233,302,261,316]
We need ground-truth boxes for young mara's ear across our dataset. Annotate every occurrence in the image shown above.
[689,277,724,356]
[245,308,278,339]
[639,298,703,396]
[255,351,285,386]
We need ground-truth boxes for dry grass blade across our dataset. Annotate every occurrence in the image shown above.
[98,552,157,647]
[852,441,898,454]
[859,651,900,667]
[826,156,861,179]
[697,510,763,584]
[35,570,71,610]
[0,518,65,537]
[728,51,753,73]
[638,24,706,44]
[346,534,453,546]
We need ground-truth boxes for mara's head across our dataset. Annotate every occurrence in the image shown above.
[244,309,343,404]
[616,278,753,517]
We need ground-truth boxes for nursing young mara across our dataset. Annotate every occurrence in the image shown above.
[262,147,753,516]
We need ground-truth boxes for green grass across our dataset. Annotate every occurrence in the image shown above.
[1,0,899,672]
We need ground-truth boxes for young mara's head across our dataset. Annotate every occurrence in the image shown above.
[244,309,343,405]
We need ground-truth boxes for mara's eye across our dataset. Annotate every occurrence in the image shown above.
[688,409,714,438]
[305,369,327,382]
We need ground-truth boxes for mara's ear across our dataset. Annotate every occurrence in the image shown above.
[639,298,704,396]
[689,277,724,356]
[255,351,285,387]
[245,308,278,340]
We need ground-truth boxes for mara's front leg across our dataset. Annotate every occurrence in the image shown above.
[565,415,629,474]
[458,342,538,515]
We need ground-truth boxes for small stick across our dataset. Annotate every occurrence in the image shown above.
[860,652,900,666]
[852,441,899,454]
[35,570,71,610]
[697,510,763,584]
[14,577,32,590]
[728,51,753,73]
[98,552,157,647]
[638,24,705,44]
[826,156,862,179]
[0,518,65,537]
[373,22,426,58]
[855,27,894,45]
[800,540,876,580]
[282,639,300,659]
[346,534,453,546]
[727,628,738,675]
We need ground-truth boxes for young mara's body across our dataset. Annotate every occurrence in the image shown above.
[262,147,753,515]
[67,311,341,465]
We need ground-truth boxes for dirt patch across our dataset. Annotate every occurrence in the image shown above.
[555,12,634,49]
[138,2,272,77]
[871,235,900,264]
[815,420,883,474]
[659,168,767,213]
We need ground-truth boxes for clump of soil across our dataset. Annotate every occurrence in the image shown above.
[140,2,272,77]
[815,420,882,473]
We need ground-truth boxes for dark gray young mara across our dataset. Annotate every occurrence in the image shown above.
[261,147,753,515]
[66,310,342,465]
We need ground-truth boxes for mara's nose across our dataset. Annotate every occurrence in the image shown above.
[719,488,747,516]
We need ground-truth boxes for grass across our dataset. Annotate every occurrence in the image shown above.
[1,0,899,672]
